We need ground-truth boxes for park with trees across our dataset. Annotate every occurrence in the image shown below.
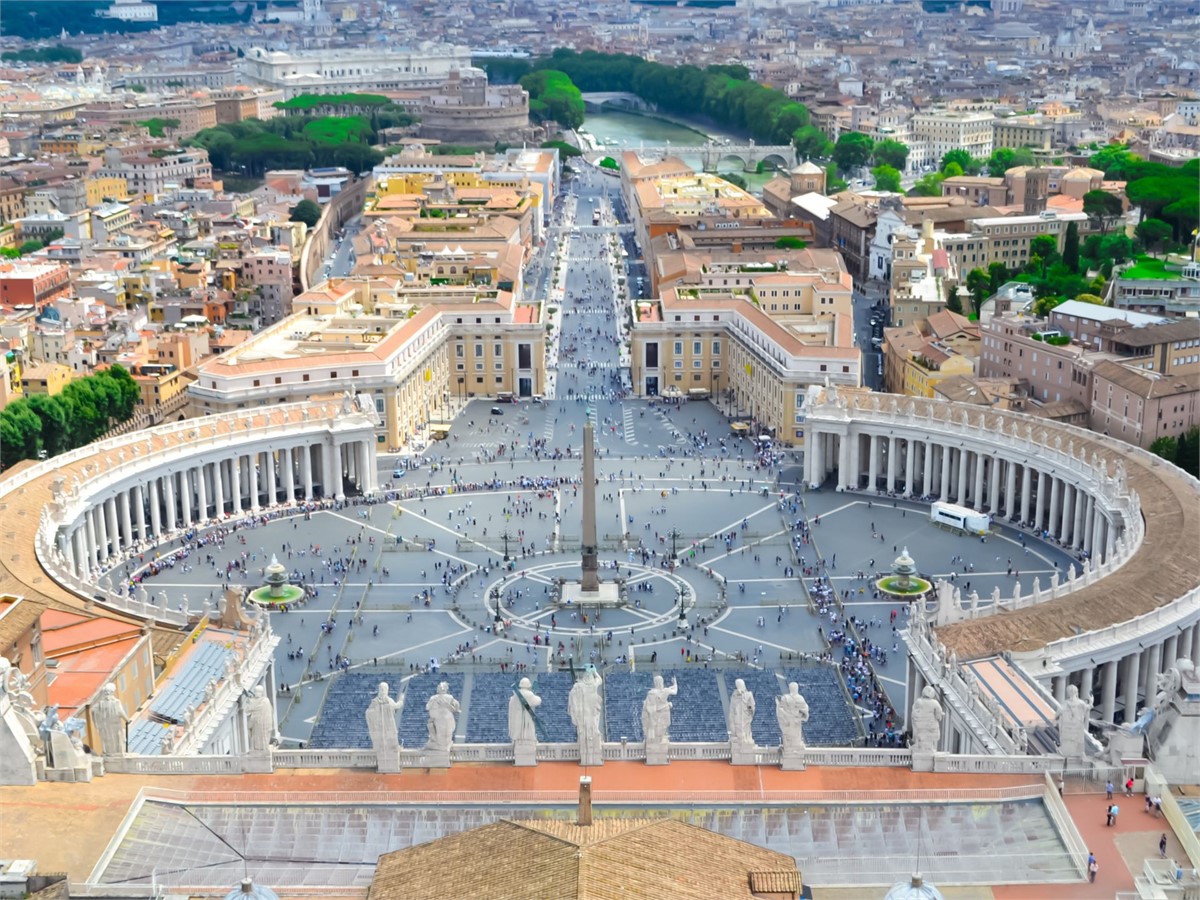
[0,365,140,468]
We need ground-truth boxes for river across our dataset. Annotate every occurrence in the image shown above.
[579,110,778,194]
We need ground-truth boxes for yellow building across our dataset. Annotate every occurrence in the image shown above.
[85,176,129,207]
[882,310,980,397]
[19,361,73,396]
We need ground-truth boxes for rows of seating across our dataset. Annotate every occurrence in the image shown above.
[128,718,170,756]
[306,671,407,749]
[723,670,786,746]
[782,668,863,746]
[150,641,232,724]
[464,672,577,743]
[396,673,465,748]
[602,670,727,743]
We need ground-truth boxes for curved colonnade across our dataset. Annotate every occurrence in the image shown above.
[804,388,1200,727]
[0,397,380,629]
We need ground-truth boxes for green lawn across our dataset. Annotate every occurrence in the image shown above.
[302,116,373,145]
[1121,256,1179,280]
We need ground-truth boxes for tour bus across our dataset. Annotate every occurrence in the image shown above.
[930,501,990,536]
[687,387,710,400]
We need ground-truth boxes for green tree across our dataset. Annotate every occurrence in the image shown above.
[1074,293,1105,305]
[17,240,44,255]
[1029,234,1059,277]
[1062,221,1080,274]
[872,139,909,171]
[909,171,946,197]
[0,401,41,468]
[870,165,902,192]
[24,393,69,457]
[965,268,990,314]
[1177,427,1200,478]
[1088,144,1141,179]
[945,288,964,315]
[520,70,585,129]
[987,261,1009,293]
[598,157,619,171]
[940,149,981,175]
[289,199,322,228]
[792,125,832,161]
[986,146,1035,174]
[832,132,874,172]
[1082,190,1123,234]
[1149,436,1179,465]
[1136,218,1172,256]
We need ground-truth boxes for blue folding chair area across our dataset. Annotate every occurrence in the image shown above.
[306,671,408,749]
[149,641,233,725]
[782,667,863,746]
[396,673,464,748]
[127,718,171,756]
[465,672,520,743]
[603,670,727,743]
[723,669,784,746]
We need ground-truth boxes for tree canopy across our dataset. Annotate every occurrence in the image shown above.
[871,164,902,192]
[872,139,909,171]
[0,365,139,468]
[833,132,874,171]
[188,113,390,177]
[289,199,322,228]
[521,70,585,130]
[986,146,1035,174]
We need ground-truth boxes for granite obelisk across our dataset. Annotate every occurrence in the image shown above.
[580,419,600,592]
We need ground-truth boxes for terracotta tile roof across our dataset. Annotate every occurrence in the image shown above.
[369,817,799,900]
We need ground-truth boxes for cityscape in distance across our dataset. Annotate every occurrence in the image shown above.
[0,0,1198,898]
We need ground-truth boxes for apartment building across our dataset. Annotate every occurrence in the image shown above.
[190,280,546,448]
[97,147,214,199]
[0,262,72,312]
[908,109,996,169]
[939,211,1089,275]
[881,310,979,397]
[1089,361,1200,449]
[629,277,860,445]
[1111,260,1200,317]
[887,220,961,328]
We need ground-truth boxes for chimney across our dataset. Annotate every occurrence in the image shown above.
[577,776,593,826]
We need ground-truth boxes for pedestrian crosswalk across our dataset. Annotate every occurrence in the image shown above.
[622,407,638,445]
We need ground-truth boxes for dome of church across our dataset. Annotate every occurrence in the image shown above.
[791,161,824,175]
[883,874,946,900]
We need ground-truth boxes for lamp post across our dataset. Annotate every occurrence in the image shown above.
[667,527,682,571]
[457,376,464,409]
[500,529,513,562]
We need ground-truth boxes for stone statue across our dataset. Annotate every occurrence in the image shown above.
[568,665,604,765]
[727,678,756,748]
[93,683,130,757]
[365,682,404,753]
[641,674,678,747]
[910,686,944,753]
[245,685,275,753]
[1055,684,1091,758]
[424,681,460,752]
[776,683,810,753]
[508,677,541,745]
[1152,663,1188,714]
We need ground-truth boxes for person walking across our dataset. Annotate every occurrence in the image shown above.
[1105,804,1115,827]
[1106,780,1114,800]
[1159,833,1168,858]
[1088,855,1099,883]
[1110,803,1120,827]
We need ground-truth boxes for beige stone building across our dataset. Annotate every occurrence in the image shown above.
[190,279,546,448]
[1090,361,1200,449]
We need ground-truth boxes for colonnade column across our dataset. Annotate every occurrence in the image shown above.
[249,452,261,512]
[1048,478,1062,540]
[867,435,879,492]
[84,509,98,571]
[134,484,146,543]
[212,459,225,518]
[231,457,243,515]
[957,448,969,504]
[1143,642,1162,700]
[1123,652,1140,724]
[358,440,374,493]
[1035,471,1047,533]
[922,441,933,498]
[1101,659,1119,724]
[904,440,916,497]
[1091,510,1105,563]
[118,492,132,551]
[283,447,296,504]
[1163,634,1178,670]
[971,451,984,510]
[1073,487,1087,550]
[148,477,162,536]
[301,445,314,501]
[988,455,1001,514]
[1080,666,1095,706]
[266,450,279,506]
[72,528,87,577]
[850,433,862,490]
[886,436,897,494]
[939,445,950,501]
[178,471,192,529]
[197,464,209,522]
[1020,465,1032,525]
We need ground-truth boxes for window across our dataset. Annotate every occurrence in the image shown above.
[674,360,683,369]
[352,370,359,377]
[253,379,260,387]
[693,340,702,355]
[674,340,683,355]
[475,344,483,358]
[693,359,702,368]
[274,377,281,385]
[456,343,464,357]
[330,371,337,378]
[303,374,309,382]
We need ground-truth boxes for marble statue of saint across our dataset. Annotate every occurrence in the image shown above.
[910,685,944,753]
[365,682,404,753]
[568,665,604,763]
[424,681,460,752]
[641,674,678,747]
[93,683,130,757]
[776,683,810,753]
[245,685,275,753]
[727,678,756,747]
[1055,684,1091,758]
[508,677,541,744]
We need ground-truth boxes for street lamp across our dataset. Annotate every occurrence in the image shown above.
[500,529,513,562]
[667,527,682,570]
